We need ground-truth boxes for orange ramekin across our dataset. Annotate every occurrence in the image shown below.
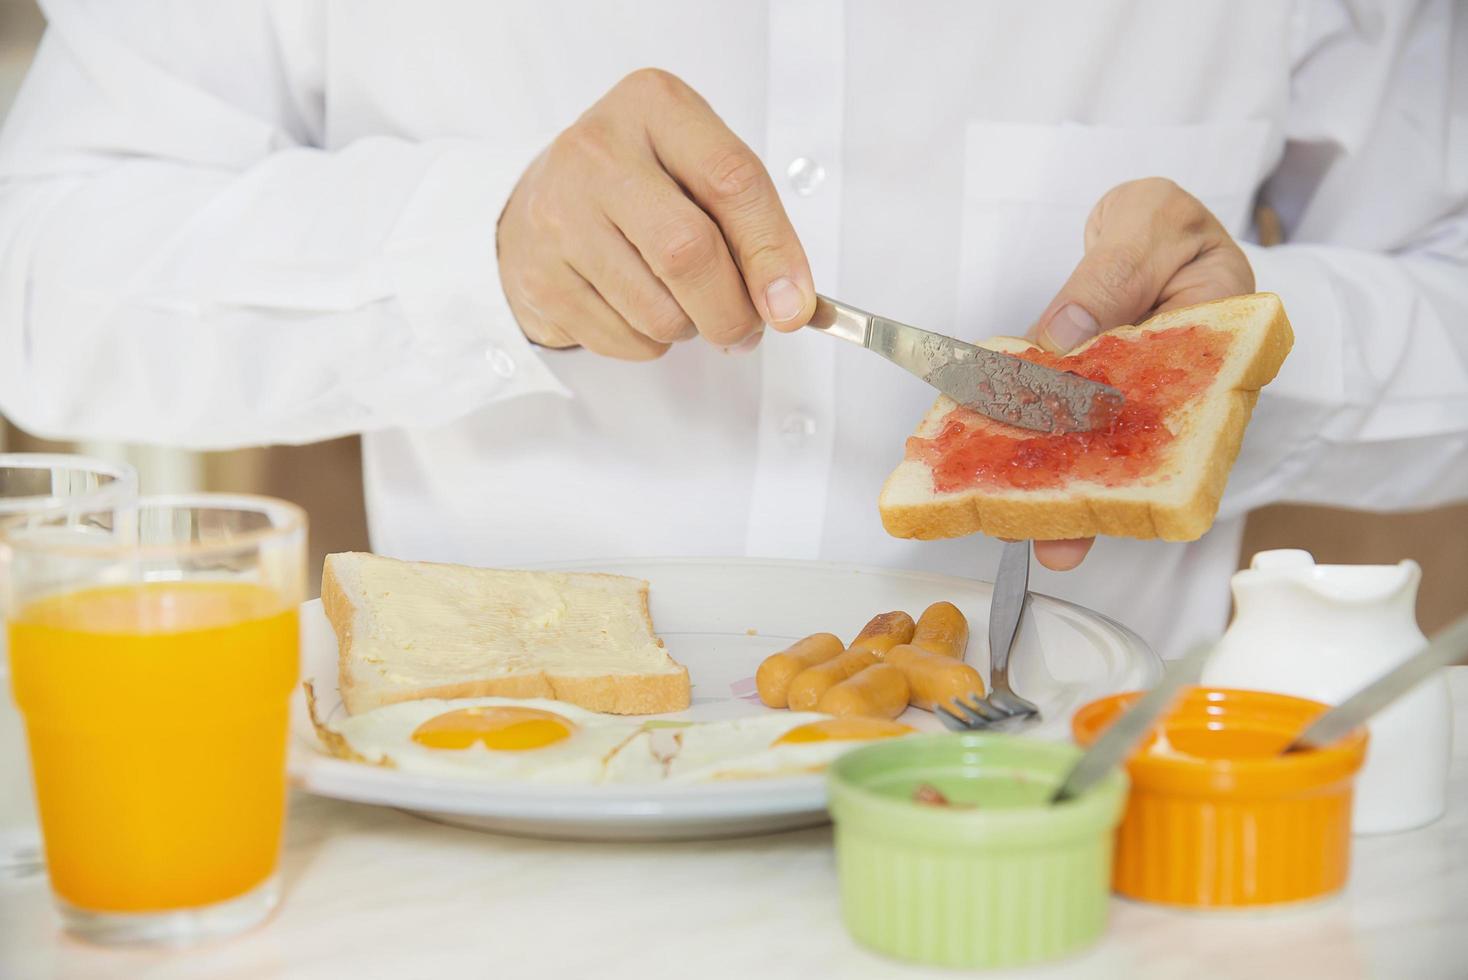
[1072,687,1368,908]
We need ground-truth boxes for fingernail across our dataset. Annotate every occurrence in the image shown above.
[764,278,804,324]
[1040,303,1100,351]
[723,329,764,354]
[676,322,699,341]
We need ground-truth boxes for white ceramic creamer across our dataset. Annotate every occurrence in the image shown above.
[1202,549,1451,835]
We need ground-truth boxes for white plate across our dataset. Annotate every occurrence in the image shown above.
[289,557,1159,841]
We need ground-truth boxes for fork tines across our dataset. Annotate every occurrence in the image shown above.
[937,693,1039,731]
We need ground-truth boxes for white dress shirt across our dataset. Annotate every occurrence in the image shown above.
[0,0,1464,658]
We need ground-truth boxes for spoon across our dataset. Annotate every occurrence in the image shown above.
[1284,611,1468,754]
[1050,640,1214,804]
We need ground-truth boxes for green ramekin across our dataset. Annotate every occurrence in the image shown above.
[827,733,1127,969]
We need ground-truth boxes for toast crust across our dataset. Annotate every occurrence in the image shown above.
[879,294,1293,542]
[322,554,691,716]
[319,557,362,711]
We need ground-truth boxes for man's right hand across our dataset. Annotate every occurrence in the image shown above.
[497,69,817,360]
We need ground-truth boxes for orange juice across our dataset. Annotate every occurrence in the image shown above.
[9,581,298,912]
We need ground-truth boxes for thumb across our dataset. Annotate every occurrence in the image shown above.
[1030,243,1159,353]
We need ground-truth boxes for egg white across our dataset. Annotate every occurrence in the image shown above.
[323,697,913,785]
[668,713,896,781]
[605,712,901,783]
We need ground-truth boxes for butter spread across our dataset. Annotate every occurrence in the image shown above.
[350,560,677,682]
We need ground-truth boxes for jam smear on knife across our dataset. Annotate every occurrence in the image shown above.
[908,325,1231,493]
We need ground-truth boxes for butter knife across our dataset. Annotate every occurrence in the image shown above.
[807,294,1124,434]
[1284,611,1468,753]
[1050,640,1214,804]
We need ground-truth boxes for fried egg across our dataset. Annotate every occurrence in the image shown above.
[311,691,916,784]
[315,696,646,783]
[605,713,915,782]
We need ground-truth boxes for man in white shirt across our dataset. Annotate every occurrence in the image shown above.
[0,1,1463,658]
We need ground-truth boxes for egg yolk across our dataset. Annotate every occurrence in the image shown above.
[411,706,577,751]
[774,717,914,745]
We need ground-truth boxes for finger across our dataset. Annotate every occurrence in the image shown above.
[1033,538,1095,571]
[537,265,671,362]
[1150,242,1254,314]
[1030,179,1229,353]
[516,308,576,350]
[501,261,578,350]
[602,164,763,346]
[634,71,816,331]
[567,215,697,344]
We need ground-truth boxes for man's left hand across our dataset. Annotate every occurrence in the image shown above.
[1027,177,1255,572]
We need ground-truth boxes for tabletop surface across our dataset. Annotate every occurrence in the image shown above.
[4,670,1467,980]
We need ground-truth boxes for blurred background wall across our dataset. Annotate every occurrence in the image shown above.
[2,0,1464,623]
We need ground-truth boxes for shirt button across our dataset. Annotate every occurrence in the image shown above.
[780,411,817,445]
[486,347,516,379]
[786,157,826,197]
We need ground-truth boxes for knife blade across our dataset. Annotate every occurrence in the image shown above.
[1050,640,1213,804]
[1284,611,1468,754]
[807,294,1124,434]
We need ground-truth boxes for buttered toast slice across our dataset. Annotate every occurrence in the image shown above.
[880,293,1293,543]
[323,552,690,715]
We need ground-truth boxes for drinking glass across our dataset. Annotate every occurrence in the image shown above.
[0,454,138,879]
[1,494,306,944]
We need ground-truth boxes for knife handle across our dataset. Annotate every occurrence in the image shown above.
[807,295,872,346]
[988,540,1030,679]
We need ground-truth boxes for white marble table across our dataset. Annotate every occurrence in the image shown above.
[4,670,1467,980]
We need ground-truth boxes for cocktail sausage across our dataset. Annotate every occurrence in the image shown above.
[786,650,880,711]
[884,644,986,712]
[755,632,845,708]
[817,663,912,720]
[911,602,969,659]
[846,611,916,658]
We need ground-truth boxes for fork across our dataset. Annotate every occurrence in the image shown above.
[938,540,1041,731]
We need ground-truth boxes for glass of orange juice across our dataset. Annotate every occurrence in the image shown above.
[0,454,138,880]
[0,494,305,945]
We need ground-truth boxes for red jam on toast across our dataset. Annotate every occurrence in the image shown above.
[908,326,1232,493]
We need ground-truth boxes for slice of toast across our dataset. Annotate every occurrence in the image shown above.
[322,552,690,715]
[880,293,1293,542]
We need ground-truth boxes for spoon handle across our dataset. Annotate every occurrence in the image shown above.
[1051,641,1213,804]
[1286,611,1468,753]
